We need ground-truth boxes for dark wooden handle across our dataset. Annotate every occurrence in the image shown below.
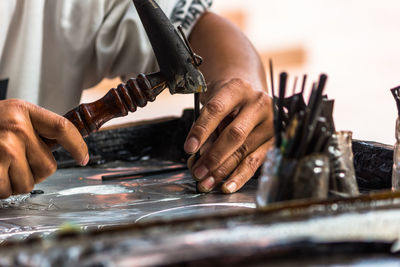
[45,72,167,150]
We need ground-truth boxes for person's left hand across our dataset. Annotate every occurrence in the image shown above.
[184,77,274,193]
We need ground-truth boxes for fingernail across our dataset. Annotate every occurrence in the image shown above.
[225,181,237,193]
[193,165,208,180]
[200,176,215,192]
[81,154,89,166]
[184,137,199,154]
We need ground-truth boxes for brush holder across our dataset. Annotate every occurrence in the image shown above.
[256,148,281,207]
[328,131,359,197]
[292,154,330,200]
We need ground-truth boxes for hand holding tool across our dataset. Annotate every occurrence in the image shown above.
[47,0,206,146]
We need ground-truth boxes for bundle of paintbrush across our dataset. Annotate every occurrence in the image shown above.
[257,64,359,207]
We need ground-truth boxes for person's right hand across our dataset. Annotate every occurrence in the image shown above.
[0,99,89,198]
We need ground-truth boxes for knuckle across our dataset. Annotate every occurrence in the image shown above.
[191,123,208,138]
[227,78,250,90]
[207,152,224,169]
[245,154,262,174]
[214,165,230,179]
[228,125,246,142]
[0,142,19,162]
[235,143,249,161]
[255,91,271,108]
[6,98,27,110]
[205,98,225,115]
[0,101,32,145]
[231,152,242,166]
[7,150,19,162]
[0,112,29,135]
[7,119,30,140]
[54,116,70,135]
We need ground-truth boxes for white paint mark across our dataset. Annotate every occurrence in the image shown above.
[58,185,132,196]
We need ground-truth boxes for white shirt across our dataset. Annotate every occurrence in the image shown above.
[0,0,211,114]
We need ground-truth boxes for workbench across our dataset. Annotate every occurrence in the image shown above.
[0,110,398,266]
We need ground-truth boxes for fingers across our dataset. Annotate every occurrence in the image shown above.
[197,123,273,192]
[191,91,271,181]
[0,133,35,197]
[222,140,272,193]
[184,77,273,194]
[0,99,89,198]
[187,154,196,170]
[188,130,217,173]
[26,132,57,183]
[0,129,54,197]
[0,158,11,199]
[9,148,34,195]
[200,131,218,156]
[184,79,246,154]
[27,102,89,165]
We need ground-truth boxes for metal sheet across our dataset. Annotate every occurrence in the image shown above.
[0,159,257,241]
[2,191,400,266]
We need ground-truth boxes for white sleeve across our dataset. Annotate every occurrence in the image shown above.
[170,0,213,34]
[83,0,213,88]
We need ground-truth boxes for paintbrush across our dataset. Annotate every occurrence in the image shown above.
[276,72,288,148]
[269,60,280,149]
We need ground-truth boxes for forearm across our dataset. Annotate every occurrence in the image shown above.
[185,11,273,194]
[189,11,267,96]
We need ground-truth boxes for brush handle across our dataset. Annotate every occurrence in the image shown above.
[45,72,167,149]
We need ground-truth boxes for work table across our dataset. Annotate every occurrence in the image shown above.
[0,110,398,266]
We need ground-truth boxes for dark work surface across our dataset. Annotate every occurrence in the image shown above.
[0,159,257,242]
[53,109,394,192]
[53,109,194,168]
[2,184,400,266]
[0,110,396,266]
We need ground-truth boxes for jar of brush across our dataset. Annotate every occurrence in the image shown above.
[257,62,359,207]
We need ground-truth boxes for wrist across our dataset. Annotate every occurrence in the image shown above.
[203,73,266,99]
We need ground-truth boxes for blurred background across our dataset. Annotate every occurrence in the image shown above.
[81,0,400,145]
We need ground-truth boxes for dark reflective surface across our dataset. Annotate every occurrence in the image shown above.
[0,160,256,241]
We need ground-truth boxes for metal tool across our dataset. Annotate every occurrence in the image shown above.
[48,0,207,142]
